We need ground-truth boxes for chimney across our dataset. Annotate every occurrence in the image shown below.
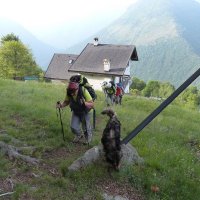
[93,37,99,46]
[103,59,110,72]
[68,59,73,64]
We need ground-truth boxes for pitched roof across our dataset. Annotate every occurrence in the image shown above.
[44,53,78,80]
[68,43,138,76]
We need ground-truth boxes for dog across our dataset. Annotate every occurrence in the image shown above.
[101,108,122,171]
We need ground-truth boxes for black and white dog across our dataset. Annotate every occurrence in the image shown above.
[101,108,122,171]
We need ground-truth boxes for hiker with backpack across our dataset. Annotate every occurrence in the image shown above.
[56,75,95,144]
[101,81,108,97]
[103,81,116,106]
[115,83,124,105]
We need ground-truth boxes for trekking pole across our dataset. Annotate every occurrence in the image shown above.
[84,118,90,147]
[56,101,65,141]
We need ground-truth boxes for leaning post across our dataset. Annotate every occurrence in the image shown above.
[121,68,200,145]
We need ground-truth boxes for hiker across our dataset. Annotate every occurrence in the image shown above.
[56,81,94,144]
[101,81,108,97]
[115,83,124,105]
[104,81,116,106]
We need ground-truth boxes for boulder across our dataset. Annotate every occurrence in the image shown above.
[68,143,144,172]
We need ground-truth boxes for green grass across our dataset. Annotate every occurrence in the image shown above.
[0,79,200,200]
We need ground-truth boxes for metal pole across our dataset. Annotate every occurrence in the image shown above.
[121,68,200,145]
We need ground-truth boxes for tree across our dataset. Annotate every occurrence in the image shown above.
[130,77,146,91]
[158,82,175,98]
[1,33,20,44]
[0,34,43,78]
[177,86,200,109]
[141,80,175,99]
[142,80,160,97]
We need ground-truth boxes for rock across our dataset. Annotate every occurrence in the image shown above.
[68,145,103,171]
[102,193,129,200]
[68,143,144,172]
[121,143,144,165]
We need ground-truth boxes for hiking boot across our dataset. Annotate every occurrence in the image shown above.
[72,135,83,143]
[87,134,92,143]
[83,134,92,145]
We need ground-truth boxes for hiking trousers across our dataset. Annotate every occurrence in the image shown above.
[106,93,114,106]
[115,95,123,105]
[70,111,92,138]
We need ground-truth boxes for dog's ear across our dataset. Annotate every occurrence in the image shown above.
[101,108,115,117]
[101,109,108,115]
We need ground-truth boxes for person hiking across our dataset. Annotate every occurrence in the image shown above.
[104,81,116,106]
[56,81,94,144]
[115,83,124,105]
[101,81,108,97]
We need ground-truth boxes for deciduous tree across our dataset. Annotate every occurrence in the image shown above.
[130,77,146,91]
[0,34,43,78]
[1,33,20,44]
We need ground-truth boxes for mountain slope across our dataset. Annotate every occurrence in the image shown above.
[130,0,200,87]
[0,18,63,70]
[69,0,200,87]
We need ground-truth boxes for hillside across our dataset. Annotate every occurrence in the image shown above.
[1,0,200,86]
[0,79,200,199]
[69,0,200,88]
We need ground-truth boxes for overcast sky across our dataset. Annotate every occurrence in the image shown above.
[0,0,138,48]
[0,0,137,31]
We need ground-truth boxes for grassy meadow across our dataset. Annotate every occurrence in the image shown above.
[0,79,200,200]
